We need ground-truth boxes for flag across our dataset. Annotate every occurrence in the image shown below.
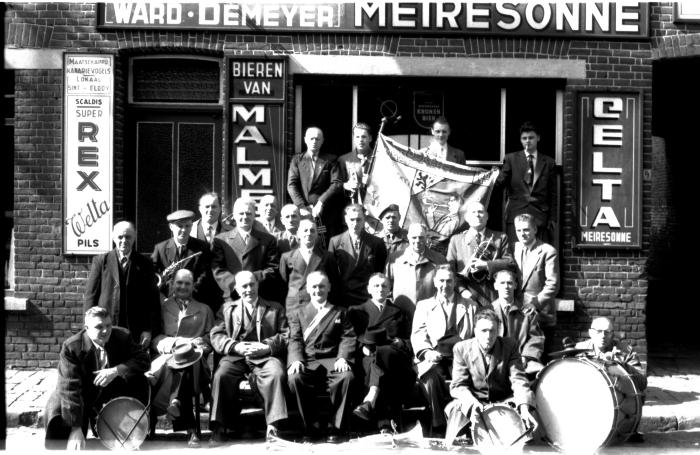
[363,134,499,253]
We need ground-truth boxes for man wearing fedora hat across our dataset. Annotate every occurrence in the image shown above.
[209,270,289,444]
[152,209,220,313]
[374,204,408,262]
[148,269,215,447]
[348,273,415,432]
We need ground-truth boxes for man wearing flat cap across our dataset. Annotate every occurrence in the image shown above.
[374,204,408,263]
[152,209,220,313]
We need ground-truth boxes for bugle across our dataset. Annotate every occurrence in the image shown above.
[467,235,495,282]
[156,251,203,288]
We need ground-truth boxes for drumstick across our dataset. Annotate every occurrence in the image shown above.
[475,406,500,446]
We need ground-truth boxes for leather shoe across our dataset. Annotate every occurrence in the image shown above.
[265,425,278,443]
[187,430,201,448]
[353,401,373,421]
[167,399,181,418]
[627,432,644,443]
[325,428,346,444]
[209,426,227,446]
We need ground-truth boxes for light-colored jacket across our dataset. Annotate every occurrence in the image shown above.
[513,239,559,327]
[386,248,447,315]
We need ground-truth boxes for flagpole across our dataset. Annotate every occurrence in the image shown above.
[362,115,400,232]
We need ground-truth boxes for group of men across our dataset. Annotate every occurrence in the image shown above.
[44,118,645,449]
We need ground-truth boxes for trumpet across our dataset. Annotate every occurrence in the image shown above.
[156,251,203,288]
[467,235,495,283]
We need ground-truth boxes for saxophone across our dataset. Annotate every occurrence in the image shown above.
[156,251,203,288]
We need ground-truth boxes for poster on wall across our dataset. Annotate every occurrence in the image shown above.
[576,91,641,249]
[63,54,114,255]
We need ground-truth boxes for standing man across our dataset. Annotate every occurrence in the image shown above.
[212,197,279,302]
[421,117,465,164]
[209,271,289,444]
[496,121,557,243]
[374,203,408,262]
[287,271,357,443]
[279,218,340,312]
[191,192,232,247]
[447,201,515,308]
[411,266,478,436]
[328,204,387,307]
[339,122,373,206]
[44,307,150,450]
[386,223,446,314]
[84,221,161,348]
[513,213,560,354]
[257,195,284,236]
[151,210,218,312]
[287,126,343,239]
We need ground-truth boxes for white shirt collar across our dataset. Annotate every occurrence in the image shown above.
[202,220,218,232]
[524,149,538,159]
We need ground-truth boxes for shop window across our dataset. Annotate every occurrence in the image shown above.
[129,56,222,104]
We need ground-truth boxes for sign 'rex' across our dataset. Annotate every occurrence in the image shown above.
[76,171,101,191]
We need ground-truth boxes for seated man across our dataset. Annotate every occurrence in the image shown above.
[411,266,478,436]
[44,307,150,450]
[348,273,415,432]
[209,271,289,443]
[287,271,356,443]
[148,269,215,448]
[279,218,339,312]
[490,269,545,376]
[446,308,537,446]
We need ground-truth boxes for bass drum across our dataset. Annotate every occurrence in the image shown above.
[535,357,643,452]
[95,397,150,450]
[471,403,529,449]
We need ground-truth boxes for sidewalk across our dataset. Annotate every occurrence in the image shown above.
[6,352,700,432]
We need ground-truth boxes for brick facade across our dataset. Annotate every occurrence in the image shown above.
[3,2,686,367]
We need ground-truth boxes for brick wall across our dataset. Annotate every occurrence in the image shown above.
[3,2,683,367]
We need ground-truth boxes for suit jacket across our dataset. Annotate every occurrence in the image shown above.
[497,150,557,224]
[376,228,409,263]
[446,228,515,306]
[287,152,343,209]
[513,240,560,327]
[191,219,233,246]
[287,302,356,369]
[420,144,466,165]
[491,298,544,361]
[257,217,285,236]
[450,337,534,411]
[45,327,150,428]
[386,248,447,315]
[84,249,162,339]
[411,294,478,377]
[348,298,413,355]
[210,297,289,364]
[151,237,218,305]
[328,230,388,307]
[153,297,215,355]
[279,246,340,311]
[211,228,279,300]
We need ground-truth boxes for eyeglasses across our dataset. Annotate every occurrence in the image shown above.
[590,328,613,335]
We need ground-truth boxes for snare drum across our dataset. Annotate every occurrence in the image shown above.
[535,357,643,452]
[95,396,150,450]
[471,403,529,450]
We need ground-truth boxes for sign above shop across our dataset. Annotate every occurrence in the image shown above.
[576,92,641,249]
[98,2,648,38]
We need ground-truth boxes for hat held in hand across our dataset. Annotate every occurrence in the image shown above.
[166,342,202,370]
[359,327,390,346]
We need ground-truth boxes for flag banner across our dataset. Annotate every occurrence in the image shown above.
[363,134,499,252]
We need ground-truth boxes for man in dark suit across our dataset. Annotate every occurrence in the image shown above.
[84,221,161,347]
[496,121,557,243]
[190,192,232,247]
[257,194,285,236]
[328,204,387,307]
[446,201,516,308]
[287,126,343,238]
[209,271,289,444]
[348,273,415,432]
[279,218,339,312]
[287,271,357,443]
[212,197,279,303]
[152,209,220,313]
[275,203,301,254]
[420,117,466,165]
[44,307,150,450]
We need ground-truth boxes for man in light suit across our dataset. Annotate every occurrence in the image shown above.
[445,308,536,444]
[496,121,557,243]
[257,195,285,236]
[446,201,516,308]
[209,271,289,444]
[287,271,356,443]
[84,221,161,348]
[212,197,279,303]
[287,126,343,239]
[420,117,466,165]
[190,192,232,247]
[328,204,387,307]
[152,209,219,312]
[411,266,478,435]
[279,218,339,312]
[513,213,559,354]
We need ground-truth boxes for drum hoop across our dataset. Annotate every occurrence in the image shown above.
[471,403,527,448]
[95,396,150,451]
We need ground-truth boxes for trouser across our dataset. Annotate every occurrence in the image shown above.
[288,363,354,430]
[361,345,416,427]
[419,359,452,428]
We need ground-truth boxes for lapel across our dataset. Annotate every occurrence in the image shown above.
[469,339,487,382]
[256,300,269,341]
[313,154,326,181]
[340,231,355,260]
[244,231,260,255]
[229,301,243,341]
[310,305,339,340]
[486,338,502,379]
[108,249,120,284]
[166,239,178,263]
[521,241,541,287]
[305,248,323,274]
[455,300,467,335]
[533,152,545,185]
[196,220,207,241]
[428,298,446,341]
[518,151,530,186]
[299,302,317,332]
[81,331,99,372]
[228,230,246,260]
[375,300,400,326]
[299,154,312,195]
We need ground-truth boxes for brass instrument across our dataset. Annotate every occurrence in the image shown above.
[467,235,495,283]
[314,216,327,245]
[156,251,203,288]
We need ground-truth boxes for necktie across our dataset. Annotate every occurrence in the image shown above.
[525,154,535,187]
[289,234,298,249]
[96,345,109,369]
[353,238,360,257]
[177,298,188,313]
[207,226,214,245]
[176,245,184,260]
[378,303,384,313]
[475,231,482,246]
[242,233,248,246]
[310,155,317,181]
[120,255,128,270]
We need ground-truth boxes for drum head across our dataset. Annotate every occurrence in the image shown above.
[471,404,527,449]
[535,358,615,452]
[96,397,149,450]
